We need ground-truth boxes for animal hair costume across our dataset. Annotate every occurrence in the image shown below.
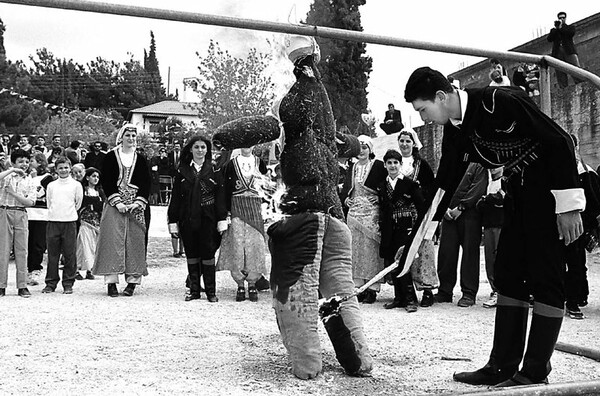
[212,36,372,379]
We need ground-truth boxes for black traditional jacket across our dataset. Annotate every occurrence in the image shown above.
[436,86,583,215]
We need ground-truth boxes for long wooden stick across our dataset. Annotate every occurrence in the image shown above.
[396,188,444,279]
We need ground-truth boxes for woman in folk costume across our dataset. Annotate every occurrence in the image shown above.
[217,147,268,302]
[396,129,438,307]
[340,135,386,304]
[76,167,105,280]
[168,135,227,302]
[211,35,372,379]
[93,124,150,297]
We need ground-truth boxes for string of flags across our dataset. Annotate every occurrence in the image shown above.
[0,87,123,126]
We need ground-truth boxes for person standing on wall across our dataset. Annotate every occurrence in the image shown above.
[547,11,583,88]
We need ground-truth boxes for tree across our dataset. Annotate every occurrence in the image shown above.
[143,31,165,102]
[35,109,122,147]
[195,40,276,135]
[0,25,170,137]
[305,0,372,134]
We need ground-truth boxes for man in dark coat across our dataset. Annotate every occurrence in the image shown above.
[547,11,583,87]
[405,67,585,387]
[84,141,106,170]
[379,103,404,134]
[0,134,10,155]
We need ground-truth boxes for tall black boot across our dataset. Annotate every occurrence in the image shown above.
[404,277,419,313]
[454,296,529,385]
[497,312,563,386]
[202,262,218,303]
[383,277,406,309]
[186,262,202,301]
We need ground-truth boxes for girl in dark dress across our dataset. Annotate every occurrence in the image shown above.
[76,167,105,280]
[167,135,227,302]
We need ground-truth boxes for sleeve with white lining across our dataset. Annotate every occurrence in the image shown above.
[551,188,586,214]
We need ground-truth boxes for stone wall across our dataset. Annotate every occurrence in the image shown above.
[449,12,600,169]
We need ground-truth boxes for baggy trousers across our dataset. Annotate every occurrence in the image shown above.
[268,212,373,379]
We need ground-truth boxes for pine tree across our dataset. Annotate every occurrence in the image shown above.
[305,0,372,134]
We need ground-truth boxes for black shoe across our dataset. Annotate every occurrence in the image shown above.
[495,372,548,387]
[236,287,246,302]
[207,295,219,303]
[248,286,258,302]
[63,286,73,295]
[453,366,515,386]
[255,276,270,291]
[434,292,452,303]
[0,288,5,296]
[122,283,136,297]
[18,288,31,298]
[107,283,119,297]
[384,299,407,309]
[41,286,55,293]
[362,290,377,304]
[405,293,419,313]
[457,295,475,307]
[357,290,366,303]
[75,273,84,281]
[185,293,201,302]
[85,271,95,280]
[420,290,434,307]
[566,302,585,320]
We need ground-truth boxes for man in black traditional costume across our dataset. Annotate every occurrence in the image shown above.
[404,67,585,387]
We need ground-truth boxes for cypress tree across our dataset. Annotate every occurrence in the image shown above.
[305,0,372,134]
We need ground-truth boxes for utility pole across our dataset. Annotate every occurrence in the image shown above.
[167,66,170,97]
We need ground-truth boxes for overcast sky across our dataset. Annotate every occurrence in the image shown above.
[0,1,598,127]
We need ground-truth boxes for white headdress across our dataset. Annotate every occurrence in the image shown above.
[285,35,321,64]
[357,135,373,153]
[399,127,423,150]
[116,123,138,146]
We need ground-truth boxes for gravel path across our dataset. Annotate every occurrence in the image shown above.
[1,207,598,395]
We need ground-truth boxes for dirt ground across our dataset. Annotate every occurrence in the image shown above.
[1,206,599,395]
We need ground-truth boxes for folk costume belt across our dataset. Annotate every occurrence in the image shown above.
[0,205,26,211]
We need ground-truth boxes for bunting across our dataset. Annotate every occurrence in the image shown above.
[0,87,123,126]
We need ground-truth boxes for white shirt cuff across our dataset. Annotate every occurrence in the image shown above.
[217,220,229,233]
[551,188,586,214]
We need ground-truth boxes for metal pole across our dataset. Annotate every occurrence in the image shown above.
[437,380,600,396]
[539,63,552,116]
[555,341,600,362]
[2,0,600,89]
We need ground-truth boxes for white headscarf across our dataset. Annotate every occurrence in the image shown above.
[399,127,423,150]
[115,123,138,146]
[357,135,373,154]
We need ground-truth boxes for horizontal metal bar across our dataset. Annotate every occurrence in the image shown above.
[555,341,600,362]
[448,380,600,396]
[2,0,600,88]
